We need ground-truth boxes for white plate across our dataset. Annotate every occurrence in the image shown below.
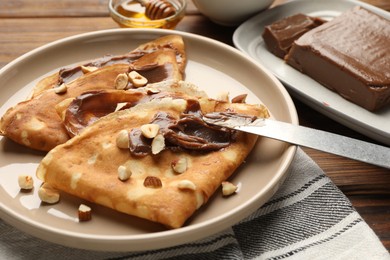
[0,29,297,252]
[233,0,390,145]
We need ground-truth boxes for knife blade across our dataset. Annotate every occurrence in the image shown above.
[203,114,390,169]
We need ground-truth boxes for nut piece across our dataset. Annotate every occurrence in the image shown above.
[177,180,196,191]
[81,65,98,74]
[54,83,67,94]
[171,157,187,174]
[115,102,128,112]
[231,94,247,103]
[143,176,162,188]
[18,175,34,190]
[78,204,92,222]
[128,71,148,88]
[38,183,60,204]
[116,130,129,149]
[151,134,165,155]
[145,87,160,94]
[141,123,160,139]
[216,91,229,102]
[115,73,129,90]
[118,165,132,181]
[221,181,238,196]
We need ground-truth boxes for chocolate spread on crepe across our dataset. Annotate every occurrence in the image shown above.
[61,80,209,137]
[58,55,176,87]
[30,35,187,98]
[0,45,184,151]
[62,90,147,137]
[128,105,238,156]
[36,97,269,228]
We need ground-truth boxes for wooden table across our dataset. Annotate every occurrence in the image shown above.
[0,0,389,251]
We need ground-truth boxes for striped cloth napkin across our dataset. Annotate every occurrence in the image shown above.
[1,148,389,259]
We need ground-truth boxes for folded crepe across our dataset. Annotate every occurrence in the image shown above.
[0,46,184,151]
[36,96,269,228]
[29,35,186,98]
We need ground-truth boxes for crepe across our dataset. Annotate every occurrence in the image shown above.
[36,96,269,228]
[29,35,187,99]
[0,47,183,151]
[58,80,208,137]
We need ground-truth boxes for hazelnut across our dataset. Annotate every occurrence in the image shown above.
[38,183,60,204]
[143,176,162,188]
[116,130,129,149]
[54,83,67,94]
[177,180,196,191]
[80,66,98,74]
[145,87,160,94]
[128,71,148,88]
[115,102,128,112]
[140,123,160,139]
[151,134,165,155]
[216,91,229,102]
[118,165,132,181]
[115,73,129,90]
[231,94,247,103]
[18,175,34,190]
[78,204,92,222]
[171,157,187,174]
[221,181,238,196]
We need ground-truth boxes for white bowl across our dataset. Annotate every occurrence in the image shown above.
[193,0,275,26]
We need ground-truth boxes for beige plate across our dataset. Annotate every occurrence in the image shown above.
[0,29,297,252]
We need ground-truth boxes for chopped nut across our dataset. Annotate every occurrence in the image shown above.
[177,180,196,191]
[171,157,187,174]
[116,130,129,149]
[231,94,247,103]
[196,192,204,209]
[143,176,162,188]
[222,181,238,196]
[18,175,34,190]
[54,83,67,94]
[141,123,160,139]
[216,91,229,102]
[78,204,92,221]
[145,87,160,94]
[38,183,60,204]
[118,165,132,181]
[151,134,165,155]
[81,66,98,74]
[115,73,129,90]
[128,71,148,88]
[115,102,128,112]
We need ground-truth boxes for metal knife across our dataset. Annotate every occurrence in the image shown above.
[203,113,390,169]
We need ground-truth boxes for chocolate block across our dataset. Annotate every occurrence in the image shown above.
[262,13,325,58]
[286,6,390,111]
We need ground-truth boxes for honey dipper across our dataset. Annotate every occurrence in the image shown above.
[135,0,176,20]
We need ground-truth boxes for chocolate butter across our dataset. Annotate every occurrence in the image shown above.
[133,63,174,85]
[63,89,184,136]
[63,86,204,137]
[285,6,390,111]
[58,53,141,85]
[129,128,153,156]
[129,109,238,156]
[58,43,183,85]
[64,90,147,137]
[262,13,325,58]
[164,114,234,151]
